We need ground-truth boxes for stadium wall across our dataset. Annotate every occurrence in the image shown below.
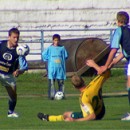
[0,0,130,62]
[0,0,130,30]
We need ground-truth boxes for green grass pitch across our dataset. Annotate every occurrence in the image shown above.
[0,69,130,130]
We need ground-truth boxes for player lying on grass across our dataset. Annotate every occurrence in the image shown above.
[37,60,110,121]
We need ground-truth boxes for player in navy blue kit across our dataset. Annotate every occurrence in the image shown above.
[0,28,28,117]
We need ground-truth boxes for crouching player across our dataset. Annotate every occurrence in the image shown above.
[37,60,110,121]
[0,28,28,117]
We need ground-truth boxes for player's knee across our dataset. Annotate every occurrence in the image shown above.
[63,112,73,119]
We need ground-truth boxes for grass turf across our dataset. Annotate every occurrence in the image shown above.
[0,69,130,130]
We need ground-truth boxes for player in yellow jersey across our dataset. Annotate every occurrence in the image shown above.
[37,59,110,121]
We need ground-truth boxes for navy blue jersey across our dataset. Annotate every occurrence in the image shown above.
[120,26,130,57]
[0,40,19,74]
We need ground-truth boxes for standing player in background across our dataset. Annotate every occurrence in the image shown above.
[42,34,68,99]
[0,28,28,117]
[98,11,130,120]
[42,34,68,100]
[37,60,110,122]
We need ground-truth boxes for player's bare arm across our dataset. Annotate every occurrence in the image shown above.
[108,52,124,69]
[98,48,118,74]
[86,59,100,72]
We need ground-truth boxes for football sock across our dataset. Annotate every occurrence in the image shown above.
[8,100,16,113]
[57,80,64,92]
[127,87,130,105]
[48,79,55,99]
[48,115,64,121]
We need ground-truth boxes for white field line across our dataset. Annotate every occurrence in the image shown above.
[0,92,127,98]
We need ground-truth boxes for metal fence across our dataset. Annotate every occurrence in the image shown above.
[0,28,115,61]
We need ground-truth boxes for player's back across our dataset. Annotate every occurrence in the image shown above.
[80,70,110,118]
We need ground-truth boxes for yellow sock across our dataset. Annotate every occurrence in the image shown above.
[48,115,64,122]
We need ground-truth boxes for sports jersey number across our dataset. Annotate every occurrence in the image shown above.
[92,89,102,111]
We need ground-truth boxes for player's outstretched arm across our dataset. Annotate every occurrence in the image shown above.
[86,59,100,72]
[108,52,124,69]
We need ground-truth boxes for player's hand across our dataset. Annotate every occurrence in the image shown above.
[97,66,107,75]
[13,69,20,77]
[86,59,95,67]
[13,69,24,77]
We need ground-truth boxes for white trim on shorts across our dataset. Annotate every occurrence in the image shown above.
[127,59,130,76]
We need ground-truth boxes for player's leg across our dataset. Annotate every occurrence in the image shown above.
[95,104,105,120]
[57,79,65,93]
[48,79,56,99]
[121,62,130,120]
[37,112,64,121]
[63,111,83,121]
[1,74,18,117]
[37,111,75,122]
[5,85,18,117]
[63,111,73,119]
[127,76,130,105]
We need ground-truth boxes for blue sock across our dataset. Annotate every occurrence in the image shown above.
[8,100,16,114]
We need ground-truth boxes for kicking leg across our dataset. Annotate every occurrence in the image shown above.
[1,74,18,117]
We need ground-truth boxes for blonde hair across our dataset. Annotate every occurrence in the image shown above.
[71,75,85,89]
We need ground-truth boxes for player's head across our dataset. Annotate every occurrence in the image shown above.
[116,11,129,26]
[8,28,20,47]
[52,34,61,46]
[71,75,85,89]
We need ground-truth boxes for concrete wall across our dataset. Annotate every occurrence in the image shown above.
[0,0,130,61]
[1,0,130,30]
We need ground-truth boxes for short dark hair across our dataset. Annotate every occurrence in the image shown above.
[53,34,61,40]
[71,75,85,89]
[117,11,129,25]
[8,28,20,36]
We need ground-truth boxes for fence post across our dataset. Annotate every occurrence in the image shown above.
[109,29,114,44]
[41,30,44,60]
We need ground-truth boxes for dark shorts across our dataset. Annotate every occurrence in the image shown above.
[71,105,105,120]
[96,105,105,120]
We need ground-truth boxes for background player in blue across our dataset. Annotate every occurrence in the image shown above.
[42,34,68,99]
[0,28,28,117]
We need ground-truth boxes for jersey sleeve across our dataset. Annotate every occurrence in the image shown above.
[63,47,68,59]
[18,56,28,71]
[42,48,49,61]
[111,27,122,49]
[88,70,110,89]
